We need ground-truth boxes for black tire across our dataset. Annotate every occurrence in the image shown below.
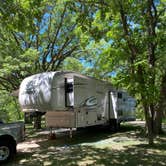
[0,139,15,163]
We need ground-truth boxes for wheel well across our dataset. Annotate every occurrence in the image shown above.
[0,135,17,153]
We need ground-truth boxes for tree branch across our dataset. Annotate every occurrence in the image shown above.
[118,0,138,69]
[50,2,68,57]
[146,0,157,66]
[11,32,20,47]
[53,45,78,71]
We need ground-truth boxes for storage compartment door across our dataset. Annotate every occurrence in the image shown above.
[45,111,76,128]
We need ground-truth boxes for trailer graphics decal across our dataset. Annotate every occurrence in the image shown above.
[81,96,98,109]
[26,81,36,94]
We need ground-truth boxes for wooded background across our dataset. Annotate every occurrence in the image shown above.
[0,0,165,145]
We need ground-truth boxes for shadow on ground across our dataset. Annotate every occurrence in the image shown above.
[4,124,166,166]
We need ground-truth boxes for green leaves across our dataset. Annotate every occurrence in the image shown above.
[0,0,81,91]
[0,48,38,76]
[62,57,84,72]
[74,0,165,112]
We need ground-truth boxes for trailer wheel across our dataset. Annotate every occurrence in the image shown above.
[109,119,120,132]
[0,139,16,163]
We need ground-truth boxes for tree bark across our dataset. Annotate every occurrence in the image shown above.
[154,110,163,134]
[154,73,166,134]
[143,102,154,145]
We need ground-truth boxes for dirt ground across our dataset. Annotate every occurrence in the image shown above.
[4,121,166,166]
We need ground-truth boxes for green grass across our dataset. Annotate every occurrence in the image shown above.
[5,123,166,166]
[163,118,166,124]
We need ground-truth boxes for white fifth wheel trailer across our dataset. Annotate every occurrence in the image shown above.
[19,71,136,131]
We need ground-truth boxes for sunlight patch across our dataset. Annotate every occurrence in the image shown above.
[18,142,40,152]
[19,159,29,164]
[44,161,53,166]
[78,157,96,166]
[78,136,146,149]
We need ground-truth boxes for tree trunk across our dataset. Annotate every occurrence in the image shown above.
[154,73,166,134]
[33,113,42,129]
[154,110,163,134]
[147,119,154,145]
[144,104,154,145]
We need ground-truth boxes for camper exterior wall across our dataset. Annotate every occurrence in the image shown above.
[19,71,136,129]
[111,91,136,123]
[19,72,56,111]
[19,71,113,112]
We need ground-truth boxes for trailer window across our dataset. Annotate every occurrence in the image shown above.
[118,92,122,99]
